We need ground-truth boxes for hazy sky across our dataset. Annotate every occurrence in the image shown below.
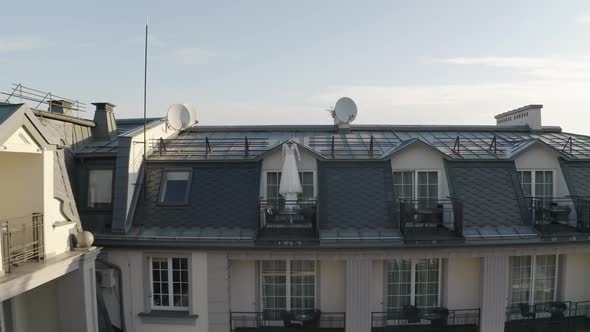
[2,1,590,133]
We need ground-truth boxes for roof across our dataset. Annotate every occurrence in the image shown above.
[559,159,590,198]
[116,117,160,135]
[147,125,590,161]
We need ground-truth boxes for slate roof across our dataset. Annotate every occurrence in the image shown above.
[559,159,590,198]
[445,161,530,228]
[134,162,260,229]
[148,125,590,161]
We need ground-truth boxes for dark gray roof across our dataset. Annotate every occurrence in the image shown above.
[115,117,160,135]
[318,161,394,231]
[134,162,260,229]
[445,161,530,227]
[559,159,590,198]
[147,125,590,161]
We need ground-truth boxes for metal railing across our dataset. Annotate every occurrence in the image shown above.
[258,198,318,239]
[398,198,464,238]
[529,197,590,236]
[1,83,86,114]
[1,213,44,273]
[505,301,579,332]
[230,311,345,331]
[371,308,480,331]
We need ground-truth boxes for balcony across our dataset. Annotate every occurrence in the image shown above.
[257,199,318,243]
[1,213,44,273]
[505,301,590,332]
[371,308,480,332]
[529,197,590,237]
[399,199,464,243]
[230,311,345,331]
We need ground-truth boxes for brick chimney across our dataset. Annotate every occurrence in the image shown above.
[91,102,117,139]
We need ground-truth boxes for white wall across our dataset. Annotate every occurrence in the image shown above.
[389,144,450,199]
[372,260,384,312]
[107,249,209,332]
[229,260,257,312]
[445,257,481,309]
[11,279,60,332]
[260,144,318,198]
[319,260,346,312]
[561,254,590,302]
[514,144,570,197]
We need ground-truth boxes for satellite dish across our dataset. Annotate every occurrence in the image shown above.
[167,104,191,130]
[183,103,198,125]
[333,97,358,124]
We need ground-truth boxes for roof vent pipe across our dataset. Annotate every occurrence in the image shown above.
[91,102,118,139]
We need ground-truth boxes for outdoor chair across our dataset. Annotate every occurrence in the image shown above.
[402,305,421,323]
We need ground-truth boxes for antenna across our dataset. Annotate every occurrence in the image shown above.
[143,17,149,200]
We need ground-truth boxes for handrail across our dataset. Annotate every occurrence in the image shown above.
[230,311,345,330]
[371,308,480,328]
[1,213,44,273]
[398,198,464,239]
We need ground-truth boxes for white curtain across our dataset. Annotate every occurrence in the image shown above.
[88,169,113,207]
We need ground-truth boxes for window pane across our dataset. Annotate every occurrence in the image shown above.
[160,171,190,204]
[152,257,189,309]
[386,259,412,311]
[518,171,532,197]
[535,171,553,198]
[88,169,113,208]
[393,171,414,200]
[414,259,440,310]
[290,260,315,311]
[417,172,438,207]
[262,260,287,320]
[510,256,532,305]
[533,255,557,304]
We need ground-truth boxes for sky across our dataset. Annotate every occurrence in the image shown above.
[2,1,590,133]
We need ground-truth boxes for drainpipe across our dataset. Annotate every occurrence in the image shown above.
[97,258,126,332]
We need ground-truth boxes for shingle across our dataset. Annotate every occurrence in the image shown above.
[445,161,529,227]
[559,159,590,197]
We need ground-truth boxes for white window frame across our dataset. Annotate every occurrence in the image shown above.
[392,170,441,201]
[385,258,443,310]
[259,260,317,317]
[516,169,556,198]
[509,255,559,306]
[158,169,192,205]
[148,256,190,311]
[263,170,317,200]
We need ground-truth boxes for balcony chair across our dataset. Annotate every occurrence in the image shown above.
[402,305,421,324]
[429,307,449,328]
[282,309,321,328]
[519,303,536,320]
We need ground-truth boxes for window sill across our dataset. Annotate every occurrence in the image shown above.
[138,310,198,320]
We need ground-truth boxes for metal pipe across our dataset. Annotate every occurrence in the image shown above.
[96,258,126,332]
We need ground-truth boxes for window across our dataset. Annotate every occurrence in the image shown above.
[386,259,441,311]
[517,170,553,198]
[509,255,558,306]
[149,257,189,310]
[261,260,315,320]
[159,170,191,204]
[393,171,439,206]
[87,169,113,208]
[266,172,314,202]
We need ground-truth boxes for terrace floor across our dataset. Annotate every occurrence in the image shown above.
[402,226,464,244]
[536,223,589,238]
[371,324,477,332]
[505,316,590,332]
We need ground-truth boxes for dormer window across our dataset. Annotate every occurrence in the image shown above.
[266,171,314,202]
[517,170,553,198]
[88,169,113,208]
[159,170,191,204]
[393,170,439,206]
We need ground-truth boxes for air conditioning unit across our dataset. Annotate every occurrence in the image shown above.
[96,268,116,288]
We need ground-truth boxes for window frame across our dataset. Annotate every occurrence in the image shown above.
[147,255,191,312]
[385,258,443,311]
[158,169,193,206]
[263,170,316,201]
[509,255,559,306]
[392,169,441,202]
[516,169,555,198]
[86,168,115,209]
[259,259,317,319]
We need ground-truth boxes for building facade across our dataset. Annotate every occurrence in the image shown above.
[59,102,590,332]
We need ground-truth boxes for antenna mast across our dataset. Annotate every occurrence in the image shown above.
[143,17,149,199]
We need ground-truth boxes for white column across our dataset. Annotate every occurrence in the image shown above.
[58,249,100,332]
[207,252,230,332]
[345,258,372,332]
[480,255,509,332]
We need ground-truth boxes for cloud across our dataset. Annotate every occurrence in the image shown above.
[577,14,590,24]
[167,47,217,65]
[0,35,52,52]
[442,55,590,80]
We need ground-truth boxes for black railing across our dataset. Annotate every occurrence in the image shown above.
[398,198,464,239]
[371,308,480,331]
[529,197,590,236]
[505,301,578,332]
[1,213,44,273]
[230,311,345,331]
[258,199,318,239]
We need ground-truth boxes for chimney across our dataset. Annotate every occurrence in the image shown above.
[91,102,117,139]
[49,100,74,116]
[495,104,543,130]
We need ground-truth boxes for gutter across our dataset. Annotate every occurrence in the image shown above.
[97,258,126,332]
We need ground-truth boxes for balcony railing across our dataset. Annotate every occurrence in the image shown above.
[230,311,345,331]
[1,213,44,273]
[258,199,318,241]
[504,301,590,332]
[398,198,464,242]
[371,308,480,331]
[529,197,590,236]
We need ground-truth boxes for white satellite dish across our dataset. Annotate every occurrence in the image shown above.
[333,97,358,124]
[167,104,191,130]
[183,103,198,125]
